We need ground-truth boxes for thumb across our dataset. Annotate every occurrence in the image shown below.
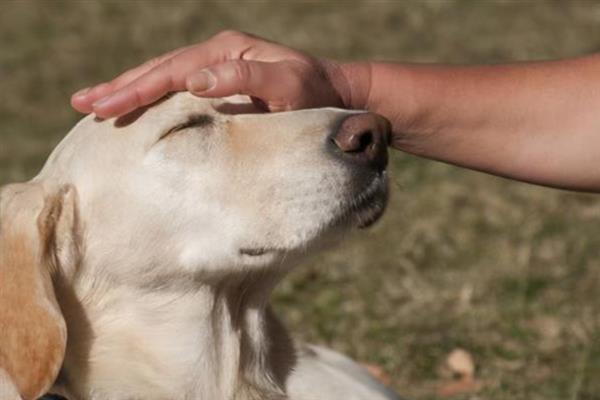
[185,60,302,109]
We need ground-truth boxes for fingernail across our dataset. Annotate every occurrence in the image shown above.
[187,70,216,94]
[73,87,91,98]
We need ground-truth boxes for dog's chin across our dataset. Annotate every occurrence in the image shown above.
[355,198,387,228]
[342,172,389,230]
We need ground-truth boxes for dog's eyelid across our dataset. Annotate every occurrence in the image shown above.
[239,248,271,256]
[159,114,214,140]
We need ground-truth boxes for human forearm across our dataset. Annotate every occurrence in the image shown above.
[339,56,600,191]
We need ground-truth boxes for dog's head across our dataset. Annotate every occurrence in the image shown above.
[0,93,389,398]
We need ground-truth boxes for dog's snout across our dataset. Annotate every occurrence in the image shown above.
[331,113,390,171]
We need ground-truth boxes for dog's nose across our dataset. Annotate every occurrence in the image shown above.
[331,113,391,171]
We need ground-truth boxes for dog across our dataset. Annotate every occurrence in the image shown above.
[0,93,400,400]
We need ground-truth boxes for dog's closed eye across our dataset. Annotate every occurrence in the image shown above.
[239,247,271,256]
[160,114,214,140]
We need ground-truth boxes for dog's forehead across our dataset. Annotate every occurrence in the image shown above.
[148,93,254,118]
[112,93,260,139]
[122,93,218,129]
[156,92,220,114]
[36,94,258,185]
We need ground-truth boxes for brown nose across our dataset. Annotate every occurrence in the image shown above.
[331,113,391,172]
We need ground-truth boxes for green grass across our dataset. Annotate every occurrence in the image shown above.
[2,1,600,399]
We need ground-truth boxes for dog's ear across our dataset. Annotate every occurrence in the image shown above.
[0,182,79,400]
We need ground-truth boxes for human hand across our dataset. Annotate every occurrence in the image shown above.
[71,31,357,118]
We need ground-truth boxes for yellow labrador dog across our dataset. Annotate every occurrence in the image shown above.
[0,93,399,400]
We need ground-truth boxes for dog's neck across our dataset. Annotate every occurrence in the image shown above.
[56,268,295,400]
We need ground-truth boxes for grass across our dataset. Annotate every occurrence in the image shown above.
[1,1,600,399]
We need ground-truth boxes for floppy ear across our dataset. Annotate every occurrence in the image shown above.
[0,182,79,400]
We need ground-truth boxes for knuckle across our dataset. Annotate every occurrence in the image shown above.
[160,56,176,72]
[215,30,252,45]
[132,87,145,107]
[289,73,307,94]
[156,58,179,86]
[147,56,164,68]
[231,61,251,86]
[290,82,305,99]
[215,30,242,40]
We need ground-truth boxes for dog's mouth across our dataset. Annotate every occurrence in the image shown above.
[341,171,389,229]
[238,172,389,259]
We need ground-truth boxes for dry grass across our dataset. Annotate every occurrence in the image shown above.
[1,1,600,399]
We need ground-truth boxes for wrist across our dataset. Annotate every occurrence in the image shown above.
[323,60,372,110]
[368,63,438,152]
[325,60,438,151]
[372,63,423,123]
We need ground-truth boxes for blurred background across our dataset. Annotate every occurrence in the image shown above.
[2,1,600,399]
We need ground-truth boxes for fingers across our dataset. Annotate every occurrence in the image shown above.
[71,31,256,117]
[89,67,181,118]
[89,42,233,118]
[185,60,306,111]
[71,46,191,113]
[71,30,311,118]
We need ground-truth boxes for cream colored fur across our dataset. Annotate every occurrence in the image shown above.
[0,94,399,400]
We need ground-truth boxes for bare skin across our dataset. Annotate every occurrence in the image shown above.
[72,30,600,192]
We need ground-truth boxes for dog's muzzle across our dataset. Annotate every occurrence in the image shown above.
[328,112,391,228]
[329,112,391,173]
